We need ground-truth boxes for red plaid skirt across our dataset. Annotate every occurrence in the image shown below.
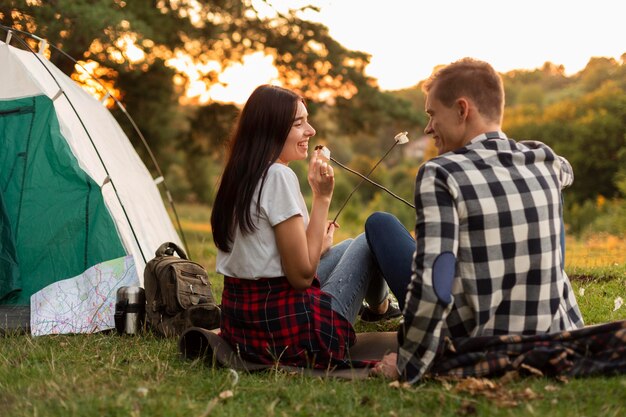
[220,276,360,368]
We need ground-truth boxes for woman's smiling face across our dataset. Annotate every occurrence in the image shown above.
[277,101,316,165]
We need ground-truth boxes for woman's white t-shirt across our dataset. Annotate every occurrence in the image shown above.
[216,163,309,279]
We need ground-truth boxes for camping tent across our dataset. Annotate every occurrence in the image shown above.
[0,38,182,335]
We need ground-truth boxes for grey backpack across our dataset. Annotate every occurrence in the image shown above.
[143,242,220,337]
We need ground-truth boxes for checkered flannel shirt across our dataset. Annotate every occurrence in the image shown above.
[398,131,584,383]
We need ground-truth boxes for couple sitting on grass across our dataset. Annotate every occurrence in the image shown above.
[209,58,584,384]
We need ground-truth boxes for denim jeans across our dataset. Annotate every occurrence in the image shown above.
[317,233,388,325]
[364,212,415,311]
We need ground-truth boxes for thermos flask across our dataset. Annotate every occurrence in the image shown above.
[114,286,146,335]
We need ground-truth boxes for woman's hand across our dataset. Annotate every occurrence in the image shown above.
[320,221,338,256]
[371,353,400,380]
[308,149,334,200]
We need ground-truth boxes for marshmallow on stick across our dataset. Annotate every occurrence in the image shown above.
[394,131,409,144]
[330,131,415,224]
[314,145,331,162]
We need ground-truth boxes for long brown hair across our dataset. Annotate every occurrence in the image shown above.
[211,85,303,252]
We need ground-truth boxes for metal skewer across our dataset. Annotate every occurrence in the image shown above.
[327,132,415,225]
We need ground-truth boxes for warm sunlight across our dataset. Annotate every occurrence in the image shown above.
[207,52,279,104]
[80,0,625,105]
[80,32,279,106]
[269,0,626,91]
[166,51,278,105]
[111,34,145,64]
[71,60,120,108]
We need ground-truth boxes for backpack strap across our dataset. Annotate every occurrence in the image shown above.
[155,242,188,259]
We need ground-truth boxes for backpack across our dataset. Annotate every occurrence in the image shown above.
[144,242,220,337]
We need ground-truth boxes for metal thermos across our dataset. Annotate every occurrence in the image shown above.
[114,286,146,335]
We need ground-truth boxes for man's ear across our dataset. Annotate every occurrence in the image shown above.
[456,98,470,121]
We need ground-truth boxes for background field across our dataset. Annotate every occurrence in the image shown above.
[2,205,625,417]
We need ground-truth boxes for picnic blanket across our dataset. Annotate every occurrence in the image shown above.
[179,328,397,379]
[179,320,626,381]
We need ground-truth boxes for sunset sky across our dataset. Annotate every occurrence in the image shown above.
[301,0,626,90]
[185,0,626,104]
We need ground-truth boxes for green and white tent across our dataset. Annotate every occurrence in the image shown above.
[0,39,181,335]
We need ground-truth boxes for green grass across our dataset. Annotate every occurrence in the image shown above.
[2,205,626,416]
[1,330,626,417]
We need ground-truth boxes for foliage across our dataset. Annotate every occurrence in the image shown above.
[111,58,188,168]
[503,57,626,205]
[2,0,422,204]
[2,3,625,221]
[182,103,239,202]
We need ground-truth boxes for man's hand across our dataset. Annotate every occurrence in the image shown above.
[371,352,399,380]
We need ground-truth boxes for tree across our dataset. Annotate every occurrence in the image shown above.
[502,62,571,108]
[184,102,239,202]
[2,1,392,105]
[507,80,626,204]
[576,57,621,92]
[3,1,422,204]
[111,59,186,167]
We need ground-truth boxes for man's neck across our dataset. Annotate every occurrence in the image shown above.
[463,121,502,145]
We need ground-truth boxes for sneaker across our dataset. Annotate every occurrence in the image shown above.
[360,300,402,322]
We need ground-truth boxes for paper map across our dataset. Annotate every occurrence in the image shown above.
[30,255,139,336]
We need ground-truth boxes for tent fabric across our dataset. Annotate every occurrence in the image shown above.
[0,42,181,281]
[0,190,19,299]
[0,40,181,329]
[0,95,126,304]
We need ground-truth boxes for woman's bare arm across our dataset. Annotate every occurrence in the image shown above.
[274,150,334,290]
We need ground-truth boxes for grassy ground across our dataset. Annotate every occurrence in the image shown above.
[1,204,626,416]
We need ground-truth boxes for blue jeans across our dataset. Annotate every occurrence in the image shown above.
[317,233,388,325]
[364,212,415,311]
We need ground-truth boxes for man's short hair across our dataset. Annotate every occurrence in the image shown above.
[422,58,504,123]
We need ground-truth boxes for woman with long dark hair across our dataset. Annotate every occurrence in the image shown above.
[211,84,399,368]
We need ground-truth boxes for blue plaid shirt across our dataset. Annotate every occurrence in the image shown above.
[398,131,584,383]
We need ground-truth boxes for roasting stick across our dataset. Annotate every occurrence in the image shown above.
[315,132,415,230]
